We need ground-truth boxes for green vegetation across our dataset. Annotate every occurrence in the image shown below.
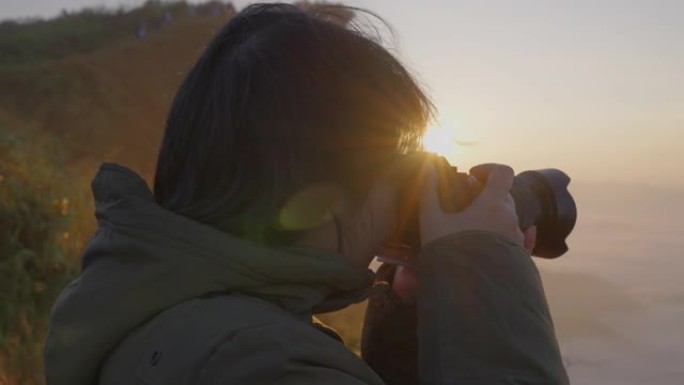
[0,3,234,383]
[0,126,93,384]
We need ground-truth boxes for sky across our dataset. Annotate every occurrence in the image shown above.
[2,0,683,189]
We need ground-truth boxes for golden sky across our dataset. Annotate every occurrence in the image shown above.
[340,0,683,188]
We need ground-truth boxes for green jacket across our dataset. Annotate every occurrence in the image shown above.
[44,163,569,384]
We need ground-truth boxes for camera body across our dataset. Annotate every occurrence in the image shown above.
[379,153,577,265]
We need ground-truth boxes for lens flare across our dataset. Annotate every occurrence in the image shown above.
[422,125,458,156]
[421,124,480,167]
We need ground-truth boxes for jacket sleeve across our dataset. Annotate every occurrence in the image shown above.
[195,321,385,385]
[416,230,569,384]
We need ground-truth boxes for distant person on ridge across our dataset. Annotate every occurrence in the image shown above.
[136,21,147,39]
[44,4,569,385]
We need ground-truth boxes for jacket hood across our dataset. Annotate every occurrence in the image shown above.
[44,163,375,385]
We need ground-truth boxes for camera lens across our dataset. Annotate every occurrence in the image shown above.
[511,169,577,258]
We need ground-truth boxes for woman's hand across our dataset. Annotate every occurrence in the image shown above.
[419,163,524,247]
[391,162,538,304]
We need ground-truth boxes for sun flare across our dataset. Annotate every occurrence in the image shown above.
[422,125,457,157]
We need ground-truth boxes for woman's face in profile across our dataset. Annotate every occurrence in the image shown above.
[333,179,398,268]
[294,178,397,268]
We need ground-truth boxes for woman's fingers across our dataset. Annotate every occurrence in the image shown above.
[475,164,515,203]
[472,165,523,246]
[419,161,525,248]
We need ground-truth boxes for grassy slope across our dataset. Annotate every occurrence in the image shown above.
[0,12,233,385]
[1,15,226,180]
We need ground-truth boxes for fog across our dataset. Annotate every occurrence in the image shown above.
[537,181,684,384]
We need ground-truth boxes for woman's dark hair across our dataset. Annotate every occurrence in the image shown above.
[154,3,434,244]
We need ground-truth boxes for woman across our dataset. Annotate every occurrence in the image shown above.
[44,4,568,384]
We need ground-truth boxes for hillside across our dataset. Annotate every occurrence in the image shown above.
[0,4,231,180]
[0,4,235,384]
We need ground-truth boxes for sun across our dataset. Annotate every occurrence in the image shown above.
[421,124,480,168]
[421,125,457,157]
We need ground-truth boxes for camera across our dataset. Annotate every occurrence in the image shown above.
[379,153,577,265]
